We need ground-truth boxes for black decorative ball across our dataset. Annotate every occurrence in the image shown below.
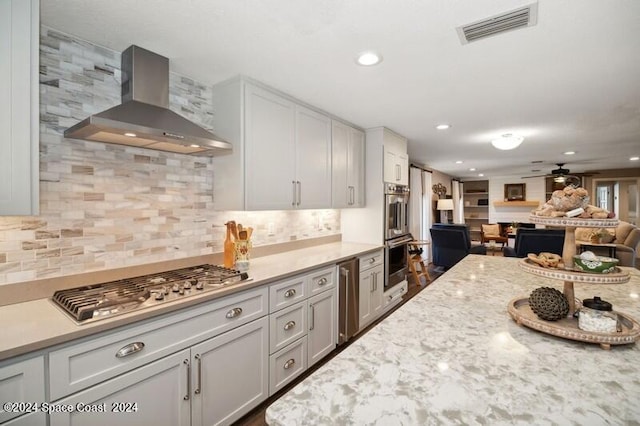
[529,287,569,321]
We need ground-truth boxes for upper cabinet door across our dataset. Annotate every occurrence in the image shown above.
[382,129,408,186]
[332,121,365,208]
[295,106,331,209]
[244,85,296,210]
[0,0,39,215]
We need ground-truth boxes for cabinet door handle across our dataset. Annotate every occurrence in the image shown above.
[284,288,296,298]
[373,272,377,291]
[317,277,327,286]
[396,164,400,181]
[370,275,374,293]
[284,320,296,331]
[115,342,145,358]
[183,359,190,401]
[309,304,315,331]
[225,307,243,318]
[296,181,301,206]
[292,180,296,206]
[283,359,296,370]
[194,354,202,395]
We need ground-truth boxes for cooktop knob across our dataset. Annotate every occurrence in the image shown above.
[183,280,192,290]
[172,283,180,293]
[154,291,165,301]
[179,286,185,295]
[195,281,204,290]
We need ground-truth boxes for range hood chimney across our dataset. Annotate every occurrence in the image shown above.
[64,45,232,156]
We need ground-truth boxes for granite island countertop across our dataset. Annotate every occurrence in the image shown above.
[0,241,381,361]
[266,255,640,425]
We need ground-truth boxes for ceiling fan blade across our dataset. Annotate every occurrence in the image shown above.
[522,174,550,179]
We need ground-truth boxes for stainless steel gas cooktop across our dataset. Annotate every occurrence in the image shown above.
[51,264,250,324]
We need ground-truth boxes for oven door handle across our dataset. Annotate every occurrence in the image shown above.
[387,238,412,249]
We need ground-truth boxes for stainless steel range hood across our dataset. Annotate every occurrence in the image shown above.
[64,45,232,156]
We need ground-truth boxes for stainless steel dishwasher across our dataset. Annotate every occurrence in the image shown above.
[338,257,359,345]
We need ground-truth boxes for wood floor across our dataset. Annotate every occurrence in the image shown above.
[234,263,445,426]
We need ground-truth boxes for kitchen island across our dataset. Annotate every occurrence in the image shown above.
[266,255,640,425]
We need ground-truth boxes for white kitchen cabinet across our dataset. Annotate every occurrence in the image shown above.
[332,120,365,208]
[2,412,45,426]
[212,77,331,210]
[381,128,409,186]
[358,250,384,330]
[50,349,191,426]
[0,355,45,424]
[0,0,39,215]
[307,288,336,367]
[191,317,269,426]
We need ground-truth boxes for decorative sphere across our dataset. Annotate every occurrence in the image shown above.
[529,287,569,321]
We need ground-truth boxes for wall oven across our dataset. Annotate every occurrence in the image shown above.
[385,184,409,240]
[385,234,412,290]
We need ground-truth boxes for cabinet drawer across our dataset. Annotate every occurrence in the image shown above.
[307,265,336,296]
[49,286,268,400]
[359,250,383,271]
[269,302,307,354]
[269,275,306,312]
[0,356,45,424]
[269,336,307,396]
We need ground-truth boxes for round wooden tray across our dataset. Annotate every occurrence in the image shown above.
[529,215,618,228]
[519,258,630,285]
[508,297,640,350]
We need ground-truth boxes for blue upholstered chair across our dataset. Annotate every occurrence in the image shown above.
[430,224,486,269]
[503,228,565,258]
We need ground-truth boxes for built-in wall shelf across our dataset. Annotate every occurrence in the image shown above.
[493,201,540,207]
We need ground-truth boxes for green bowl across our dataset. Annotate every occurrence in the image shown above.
[573,255,619,274]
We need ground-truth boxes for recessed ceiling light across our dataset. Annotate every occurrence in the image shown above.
[455,160,463,164]
[631,156,640,161]
[478,173,484,177]
[436,124,451,130]
[469,168,476,171]
[190,144,201,148]
[356,51,382,66]
[564,151,575,155]
[124,132,137,137]
[491,133,524,150]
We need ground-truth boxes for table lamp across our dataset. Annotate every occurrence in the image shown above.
[437,199,454,223]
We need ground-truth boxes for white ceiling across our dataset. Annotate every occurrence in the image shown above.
[41,0,640,180]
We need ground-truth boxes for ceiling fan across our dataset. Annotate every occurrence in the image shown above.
[522,163,596,185]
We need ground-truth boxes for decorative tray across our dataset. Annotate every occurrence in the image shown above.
[508,297,640,350]
[519,259,630,284]
[528,215,618,228]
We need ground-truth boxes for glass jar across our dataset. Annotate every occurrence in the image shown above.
[578,296,618,333]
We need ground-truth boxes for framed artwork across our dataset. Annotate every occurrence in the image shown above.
[504,183,526,201]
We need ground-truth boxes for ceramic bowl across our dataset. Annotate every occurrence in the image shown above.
[573,255,619,274]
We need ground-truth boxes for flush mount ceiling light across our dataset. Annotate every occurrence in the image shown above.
[436,124,451,130]
[356,51,382,66]
[491,133,524,150]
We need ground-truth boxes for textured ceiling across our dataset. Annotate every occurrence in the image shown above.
[41,0,640,179]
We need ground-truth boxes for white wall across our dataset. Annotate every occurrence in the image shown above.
[489,176,545,223]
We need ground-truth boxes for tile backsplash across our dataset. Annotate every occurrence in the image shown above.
[0,27,340,285]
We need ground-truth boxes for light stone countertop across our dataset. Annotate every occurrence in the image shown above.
[266,255,640,425]
[0,241,381,362]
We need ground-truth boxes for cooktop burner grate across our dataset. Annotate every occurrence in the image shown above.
[52,264,249,323]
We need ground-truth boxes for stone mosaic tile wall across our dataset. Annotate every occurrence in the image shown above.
[0,27,340,285]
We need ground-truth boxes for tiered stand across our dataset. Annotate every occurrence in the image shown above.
[507,215,640,350]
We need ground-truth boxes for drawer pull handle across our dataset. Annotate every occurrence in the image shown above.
[283,320,296,331]
[369,258,375,264]
[194,354,202,395]
[183,359,190,401]
[115,342,145,358]
[283,359,295,370]
[284,289,296,298]
[317,277,327,286]
[226,307,243,318]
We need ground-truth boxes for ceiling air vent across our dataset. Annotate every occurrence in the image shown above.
[457,3,538,44]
